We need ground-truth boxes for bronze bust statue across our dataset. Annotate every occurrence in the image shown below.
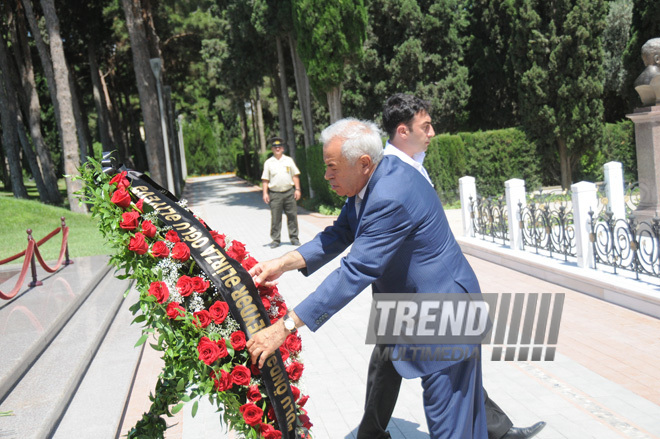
[634,38,660,106]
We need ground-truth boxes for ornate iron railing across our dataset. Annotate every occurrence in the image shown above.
[469,195,508,245]
[519,200,576,261]
[589,210,660,279]
[624,181,641,216]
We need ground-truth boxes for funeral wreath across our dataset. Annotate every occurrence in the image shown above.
[77,157,312,439]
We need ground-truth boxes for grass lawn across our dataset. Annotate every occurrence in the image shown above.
[1,178,111,262]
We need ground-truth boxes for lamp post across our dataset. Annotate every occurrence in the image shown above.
[149,58,175,193]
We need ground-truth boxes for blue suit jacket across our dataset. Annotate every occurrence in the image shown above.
[294,155,482,378]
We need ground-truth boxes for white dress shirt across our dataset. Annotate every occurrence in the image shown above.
[383,141,433,186]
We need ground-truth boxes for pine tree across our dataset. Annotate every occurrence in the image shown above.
[512,0,607,188]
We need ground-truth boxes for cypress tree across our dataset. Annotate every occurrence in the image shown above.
[512,0,607,188]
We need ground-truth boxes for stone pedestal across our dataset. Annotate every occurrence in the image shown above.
[626,106,660,223]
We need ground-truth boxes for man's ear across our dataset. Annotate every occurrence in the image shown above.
[396,123,409,138]
[359,155,372,172]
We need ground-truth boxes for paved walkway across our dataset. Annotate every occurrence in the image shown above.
[120,174,660,439]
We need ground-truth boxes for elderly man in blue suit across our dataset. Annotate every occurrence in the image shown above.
[247,118,488,438]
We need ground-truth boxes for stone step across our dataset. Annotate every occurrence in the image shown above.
[0,255,112,401]
[52,284,142,439]
[0,268,131,438]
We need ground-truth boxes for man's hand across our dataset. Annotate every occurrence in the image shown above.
[247,319,288,368]
[262,193,270,204]
[294,189,301,201]
[248,251,307,287]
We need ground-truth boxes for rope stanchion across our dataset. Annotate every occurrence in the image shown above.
[28,230,43,288]
[0,218,73,300]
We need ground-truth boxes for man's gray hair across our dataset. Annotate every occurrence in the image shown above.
[320,118,384,165]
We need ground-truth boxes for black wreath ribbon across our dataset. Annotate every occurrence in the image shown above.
[102,156,298,438]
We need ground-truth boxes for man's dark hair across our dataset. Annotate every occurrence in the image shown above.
[382,94,431,139]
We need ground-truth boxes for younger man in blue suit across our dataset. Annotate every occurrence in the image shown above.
[247,118,488,438]
[357,93,546,439]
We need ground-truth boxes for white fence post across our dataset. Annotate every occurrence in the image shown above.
[571,181,597,268]
[459,176,477,237]
[505,178,526,250]
[603,161,625,220]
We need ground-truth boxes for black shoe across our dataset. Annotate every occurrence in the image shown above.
[502,422,546,439]
[269,241,280,248]
[291,239,301,246]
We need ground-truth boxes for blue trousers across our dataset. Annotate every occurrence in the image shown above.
[421,356,488,439]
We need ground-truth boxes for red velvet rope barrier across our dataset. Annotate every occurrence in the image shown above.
[0,240,35,300]
[0,220,72,300]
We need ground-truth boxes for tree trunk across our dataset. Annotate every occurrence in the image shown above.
[100,68,132,167]
[275,35,296,161]
[40,0,86,213]
[255,87,266,154]
[121,0,166,185]
[288,35,314,149]
[288,34,315,198]
[88,43,114,156]
[558,138,572,190]
[17,113,49,202]
[13,4,62,204]
[327,85,343,124]
[67,60,92,164]
[272,75,287,141]
[238,103,252,178]
[0,34,28,199]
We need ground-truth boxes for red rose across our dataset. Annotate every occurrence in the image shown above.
[227,240,247,261]
[193,310,212,328]
[276,302,288,318]
[176,275,195,297]
[266,405,275,420]
[231,364,251,386]
[192,276,209,293]
[230,331,246,351]
[290,385,301,401]
[109,171,130,188]
[171,242,190,262]
[216,338,229,359]
[128,232,149,255]
[247,384,262,402]
[259,423,282,439]
[212,370,233,392]
[141,220,157,238]
[166,302,185,319]
[239,403,264,427]
[285,333,302,355]
[165,230,180,243]
[197,336,221,366]
[209,301,229,324]
[298,394,309,407]
[250,363,261,377]
[279,346,289,362]
[259,285,277,299]
[151,241,169,258]
[135,199,144,212]
[241,256,258,271]
[299,413,312,429]
[262,297,271,310]
[120,211,140,230]
[210,231,226,248]
[147,281,169,304]
[286,361,304,381]
[111,186,131,208]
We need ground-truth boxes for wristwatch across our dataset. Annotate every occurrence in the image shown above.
[283,313,297,333]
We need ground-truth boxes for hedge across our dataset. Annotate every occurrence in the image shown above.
[250,120,634,210]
